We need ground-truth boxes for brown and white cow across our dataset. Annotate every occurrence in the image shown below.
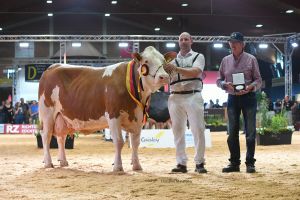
[38,46,176,171]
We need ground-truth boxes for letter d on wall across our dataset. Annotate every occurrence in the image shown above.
[27,66,37,80]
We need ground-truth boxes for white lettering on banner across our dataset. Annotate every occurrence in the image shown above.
[129,129,212,148]
[3,124,38,134]
[6,125,20,133]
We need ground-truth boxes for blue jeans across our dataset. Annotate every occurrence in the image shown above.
[227,92,257,165]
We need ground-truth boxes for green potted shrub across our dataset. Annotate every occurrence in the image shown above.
[256,92,294,145]
[205,115,227,132]
[34,120,78,149]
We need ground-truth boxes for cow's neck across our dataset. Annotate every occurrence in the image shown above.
[126,60,151,112]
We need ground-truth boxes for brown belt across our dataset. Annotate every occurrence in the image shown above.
[171,90,200,94]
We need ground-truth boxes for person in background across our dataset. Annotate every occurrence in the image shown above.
[20,98,29,124]
[213,99,222,108]
[282,95,297,125]
[216,32,262,173]
[29,100,39,124]
[2,100,14,124]
[14,102,25,124]
[274,99,282,114]
[0,100,6,123]
[164,32,207,173]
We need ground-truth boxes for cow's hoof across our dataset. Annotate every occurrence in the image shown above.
[113,166,124,172]
[44,163,54,168]
[132,164,143,171]
[59,160,69,167]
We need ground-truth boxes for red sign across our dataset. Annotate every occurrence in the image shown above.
[3,124,38,134]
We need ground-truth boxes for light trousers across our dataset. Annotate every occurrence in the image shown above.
[168,92,205,165]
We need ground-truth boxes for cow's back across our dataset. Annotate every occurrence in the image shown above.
[39,63,138,125]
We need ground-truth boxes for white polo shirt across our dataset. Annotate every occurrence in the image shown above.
[170,49,205,92]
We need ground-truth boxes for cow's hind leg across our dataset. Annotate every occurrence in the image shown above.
[108,118,124,172]
[55,113,72,167]
[130,132,142,171]
[57,135,68,167]
[41,119,55,168]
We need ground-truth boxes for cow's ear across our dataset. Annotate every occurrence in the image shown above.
[164,52,177,63]
[132,52,142,62]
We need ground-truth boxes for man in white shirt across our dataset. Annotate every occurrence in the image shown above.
[164,32,207,173]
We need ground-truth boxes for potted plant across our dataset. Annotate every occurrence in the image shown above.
[34,120,78,149]
[205,115,227,132]
[256,92,294,145]
[35,133,77,149]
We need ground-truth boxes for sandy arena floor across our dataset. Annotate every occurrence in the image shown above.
[0,131,300,200]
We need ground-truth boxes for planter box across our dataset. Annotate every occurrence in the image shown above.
[256,130,293,145]
[206,125,227,132]
[36,135,74,149]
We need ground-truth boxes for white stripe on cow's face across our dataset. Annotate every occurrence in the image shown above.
[102,62,123,77]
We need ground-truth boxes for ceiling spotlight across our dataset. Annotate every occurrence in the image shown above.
[154,27,160,31]
[72,42,81,47]
[104,13,110,17]
[166,17,173,21]
[213,43,223,48]
[118,42,128,47]
[181,3,188,7]
[48,13,53,16]
[256,24,263,28]
[111,1,117,4]
[292,42,298,48]
[46,0,52,3]
[259,44,268,49]
[166,43,176,48]
[19,42,29,48]
[286,10,294,14]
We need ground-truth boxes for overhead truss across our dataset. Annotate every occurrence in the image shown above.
[0,35,287,43]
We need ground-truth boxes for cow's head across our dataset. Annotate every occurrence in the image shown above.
[132,46,176,92]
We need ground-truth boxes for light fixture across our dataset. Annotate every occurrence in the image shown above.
[286,10,294,14]
[259,44,268,49]
[256,24,263,28]
[292,42,298,48]
[181,3,188,7]
[48,13,53,16]
[154,27,160,31]
[46,0,52,3]
[104,13,110,17]
[19,42,29,48]
[0,28,2,31]
[166,17,173,21]
[213,43,223,48]
[166,43,176,48]
[18,67,22,71]
[118,42,128,47]
[72,42,81,47]
[111,1,117,4]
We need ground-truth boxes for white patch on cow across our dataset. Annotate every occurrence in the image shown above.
[62,115,108,131]
[39,93,54,124]
[50,86,63,115]
[102,62,123,77]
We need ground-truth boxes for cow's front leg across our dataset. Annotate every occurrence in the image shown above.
[57,135,68,167]
[130,132,142,171]
[108,118,124,172]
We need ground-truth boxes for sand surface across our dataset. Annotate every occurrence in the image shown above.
[0,131,300,200]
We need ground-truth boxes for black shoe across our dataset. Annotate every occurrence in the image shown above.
[195,163,207,173]
[246,164,256,173]
[171,164,187,173]
[222,163,240,173]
